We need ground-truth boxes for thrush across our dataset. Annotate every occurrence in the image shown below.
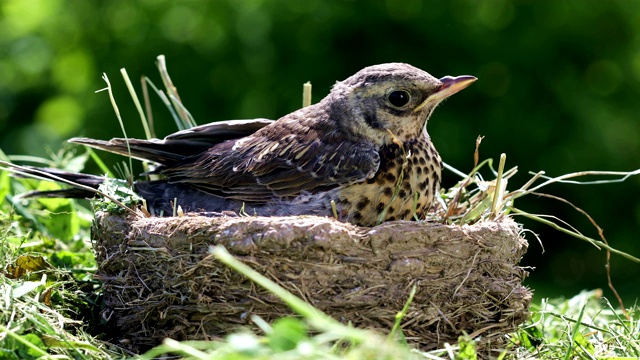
[19,63,476,226]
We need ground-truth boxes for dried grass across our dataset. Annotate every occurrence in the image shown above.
[93,212,531,353]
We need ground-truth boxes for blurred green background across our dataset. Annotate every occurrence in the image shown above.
[1,0,639,303]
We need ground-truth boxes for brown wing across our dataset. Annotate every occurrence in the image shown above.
[161,130,380,202]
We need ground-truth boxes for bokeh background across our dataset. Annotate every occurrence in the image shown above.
[1,0,639,303]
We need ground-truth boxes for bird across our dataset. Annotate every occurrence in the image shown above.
[14,63,476,227]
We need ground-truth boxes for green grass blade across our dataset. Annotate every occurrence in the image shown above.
[121,68,152,140]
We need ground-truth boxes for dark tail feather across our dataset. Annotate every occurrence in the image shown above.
[0,162,104,199]
[68,118,274,167]
[21,188,99,199]
[68,137,185,165]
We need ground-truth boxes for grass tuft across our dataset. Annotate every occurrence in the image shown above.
[0,153,128,359]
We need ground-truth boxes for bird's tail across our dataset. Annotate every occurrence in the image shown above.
[67,118,275,167]
[0,161,105,199]
[68,137,185,165]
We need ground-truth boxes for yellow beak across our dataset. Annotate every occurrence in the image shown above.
[415,75,477,112]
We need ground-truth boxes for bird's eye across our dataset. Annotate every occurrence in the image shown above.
[387,90,411,108]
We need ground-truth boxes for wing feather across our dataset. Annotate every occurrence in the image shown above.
[162,131,380,202]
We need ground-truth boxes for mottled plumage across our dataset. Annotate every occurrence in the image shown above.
[24,63,476,226]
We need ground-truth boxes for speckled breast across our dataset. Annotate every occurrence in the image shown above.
[337,137,442,226]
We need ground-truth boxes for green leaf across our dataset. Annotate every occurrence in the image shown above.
[518,325,544,349]
[35,190,79,241]
[34,181,68,210]
[457,335,477,360]
[267,317,308,352]
[6,254,51,279]
[50,250,94,269]
[18,334,47,359]
[0,348,20,360]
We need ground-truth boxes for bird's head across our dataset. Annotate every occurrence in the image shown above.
[328,63,476,145]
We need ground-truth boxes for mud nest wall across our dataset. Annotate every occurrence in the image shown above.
[93,212,531,353]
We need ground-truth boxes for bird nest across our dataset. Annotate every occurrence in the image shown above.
[93,211,531,353]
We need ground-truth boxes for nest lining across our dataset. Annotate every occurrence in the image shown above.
[93,212,531,353]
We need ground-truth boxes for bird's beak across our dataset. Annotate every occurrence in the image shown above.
[415,75,477,112]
